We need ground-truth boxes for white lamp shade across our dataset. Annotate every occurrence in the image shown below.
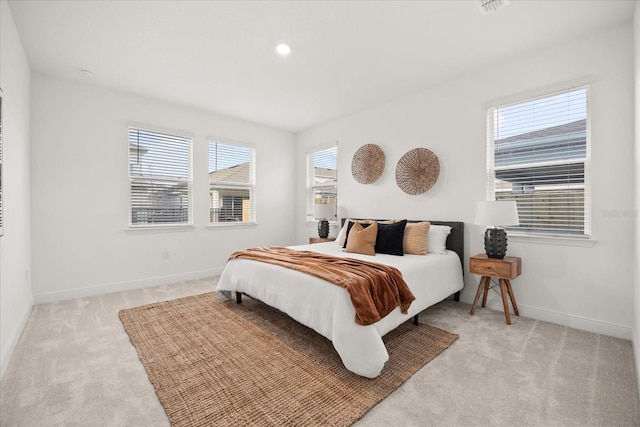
[475,201,520,227]
[314,203,335,220]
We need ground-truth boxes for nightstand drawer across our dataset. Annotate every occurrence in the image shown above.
[470,255,521,279]
[309,237,336,244]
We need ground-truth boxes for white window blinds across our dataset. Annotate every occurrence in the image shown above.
[306,145,337,221]
[487,86,590,236]
[128,127,192,226]
[209,141,255,223]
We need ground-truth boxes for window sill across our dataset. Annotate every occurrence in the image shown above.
[507,232,596,247]
[127,224,195,233]
[208,222,257,229]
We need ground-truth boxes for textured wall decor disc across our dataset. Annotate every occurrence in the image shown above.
[395,148,440,195]
[351,144,385,184]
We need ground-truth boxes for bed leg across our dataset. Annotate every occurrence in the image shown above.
[454,291,460,302]
[236,292,243,304]
[413,314,419,325]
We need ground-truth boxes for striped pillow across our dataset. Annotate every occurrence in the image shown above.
[403,222,431,255]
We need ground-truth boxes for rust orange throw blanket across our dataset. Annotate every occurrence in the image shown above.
[228,247,415,326]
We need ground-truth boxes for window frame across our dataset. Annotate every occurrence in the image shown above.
[207,138,256,227]
[306,143,338,223]
[127,124,194,230]
[485,85,592,242]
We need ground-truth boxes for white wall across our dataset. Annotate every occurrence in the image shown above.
[30,73,296,302]
[633,0,640,399]
[0,0,33,377]
[296,24,635,339]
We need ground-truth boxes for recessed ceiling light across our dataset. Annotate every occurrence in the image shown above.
[275,43,291,56]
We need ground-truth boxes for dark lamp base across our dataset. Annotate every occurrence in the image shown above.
[484,228,508,259]
[318,220,330,238]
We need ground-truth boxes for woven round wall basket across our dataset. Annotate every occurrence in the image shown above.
[395,148,440,195]
[351,144,385,184]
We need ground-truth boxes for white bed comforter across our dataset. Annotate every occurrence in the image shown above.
[216,242,464,378]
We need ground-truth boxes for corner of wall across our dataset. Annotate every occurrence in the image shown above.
[0,0,34,379]
[632,0,640,400]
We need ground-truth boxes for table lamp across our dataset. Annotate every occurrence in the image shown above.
[475,200,519,259]
[314,203,335,238]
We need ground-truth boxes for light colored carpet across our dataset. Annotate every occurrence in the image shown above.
[1,277,639,426]
[119,292,457,426]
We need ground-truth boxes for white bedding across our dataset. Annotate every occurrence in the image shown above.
[216,241,464,378]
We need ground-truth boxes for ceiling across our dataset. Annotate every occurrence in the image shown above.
[8,0,635,133]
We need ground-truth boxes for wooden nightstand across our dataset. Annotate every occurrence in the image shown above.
[469,253,522,325]
[309,237,336,244]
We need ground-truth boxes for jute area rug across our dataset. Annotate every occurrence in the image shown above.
[119,292,458,427]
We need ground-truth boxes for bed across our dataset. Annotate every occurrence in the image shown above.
[216,220,464,378]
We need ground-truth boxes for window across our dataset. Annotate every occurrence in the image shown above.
[128,127,192,227]
[306,145,337,221]
[486,86,590,236]
[209,140,255,224]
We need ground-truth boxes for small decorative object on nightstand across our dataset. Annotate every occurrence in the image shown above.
[309,237,336,244]
[314,203,335,238]
[469,253,522,325]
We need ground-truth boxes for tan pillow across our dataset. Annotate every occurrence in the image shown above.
[338,219,395,247]
[337,218,371,247]
[403,222,431,255]
[345,222,378,256]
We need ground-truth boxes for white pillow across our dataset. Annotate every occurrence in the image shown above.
[336,219,352,247]
[427,225,451,254]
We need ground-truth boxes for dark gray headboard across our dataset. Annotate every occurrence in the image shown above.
[341,219,464,269]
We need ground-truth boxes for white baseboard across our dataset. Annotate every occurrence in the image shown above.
[33,268,224,305]
[460,293,632,340]
[634,334,640,401]
[1,300,33,380]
